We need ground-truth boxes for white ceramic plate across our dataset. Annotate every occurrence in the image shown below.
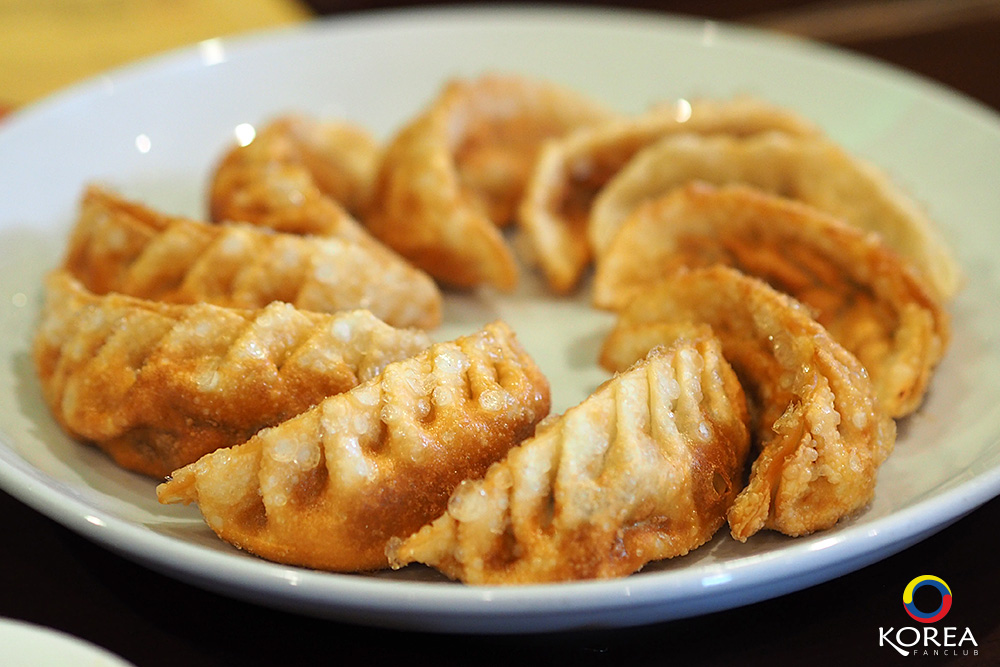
[1,5,999,634]
[0,617,134,666]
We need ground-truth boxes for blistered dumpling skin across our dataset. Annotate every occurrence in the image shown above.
[157,321,551,572]
[33,271,431,478]
[64,186,442,329]
[601,267,896,541]
[519,97,821,293]
[366,74,615,290]
[589,132,961,301]
[388,336,750,583]
[209,114,380,239]
[594,183,949,416]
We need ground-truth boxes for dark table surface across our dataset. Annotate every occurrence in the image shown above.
[2,1,999,665]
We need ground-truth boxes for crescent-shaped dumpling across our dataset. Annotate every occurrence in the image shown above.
[65,186,442,329]
[209,114,379,240]
[600,267,896,541]
[519,97,821,293]
[594,182,949,416]
[33,271,432,478]
[366,74,615,290]
[387,335,750,583]
[157,321,551,572]
[589,132,961,301]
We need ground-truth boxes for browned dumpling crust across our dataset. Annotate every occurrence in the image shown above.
[387,335,750,583]
[65,186,442,329]
[594,183,949,417]
[601,267,896,541]
[519,97,821,293]
[366,74,616,291]
[33,271,432,478]
[157,321,551,572]
[209,114,380,239]
[589,131,962,301]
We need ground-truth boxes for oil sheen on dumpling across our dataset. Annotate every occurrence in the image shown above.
[589,132,961,301]
[157,321,551,572]
[594,182,949,416]
[366,74,615,290]
[65,186,442,329]
[519,97,821,293]
[387,335,750,583]
[209,114,380,238]
[601,267,896,541]
[33,271,432,478]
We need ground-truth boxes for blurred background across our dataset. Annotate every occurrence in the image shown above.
[2,0,999,114]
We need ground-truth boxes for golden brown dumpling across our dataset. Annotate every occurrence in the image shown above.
[366,74,616,290]
[209,114,379,239]
[519,97,821,292]
[33,271,431,477]
[594,182,949,416]
[65,186,442,329]
[601,267,896,541]
[589,132,961,301]
[388,335,750,583]
[157,321,551,572]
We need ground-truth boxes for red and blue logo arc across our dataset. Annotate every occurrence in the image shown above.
[903,576,952,623]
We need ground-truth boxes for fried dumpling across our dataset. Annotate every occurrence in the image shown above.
[594,183,949,416]
[209,115,379,239]
[366,74,615,290]
[157,321,551,572]
[589,132,961,301]
[388,335,750,583]
[601,267,896,541]
[519,97,821,293]
[253,114,382,219]
[33,271,432,478]
[64,186,442,329]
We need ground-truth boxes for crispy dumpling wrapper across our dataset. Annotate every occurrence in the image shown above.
[65,186,442,329]
[519,97,821,293]
[209,114,379,239]
[388,335,750,583]
[594,182,949,416]
[33,271,432,478]
[366,74,615,290]
[589,132,961,301]
[157,321,551,572]
[601,267,896,541]
[270,114,383,219]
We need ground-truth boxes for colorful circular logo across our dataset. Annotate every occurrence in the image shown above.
[903,575,952,623]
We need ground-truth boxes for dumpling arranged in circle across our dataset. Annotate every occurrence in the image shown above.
[589,131,961,301]
[366,74,616,290]
[157,321,551,572]
[519,97,821,293]
[601,267,897,541]
[594,182,949,416]
[209,114,381,240]
[65,186,443,329]
[33,271,432,478]
[388,335,750,583]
